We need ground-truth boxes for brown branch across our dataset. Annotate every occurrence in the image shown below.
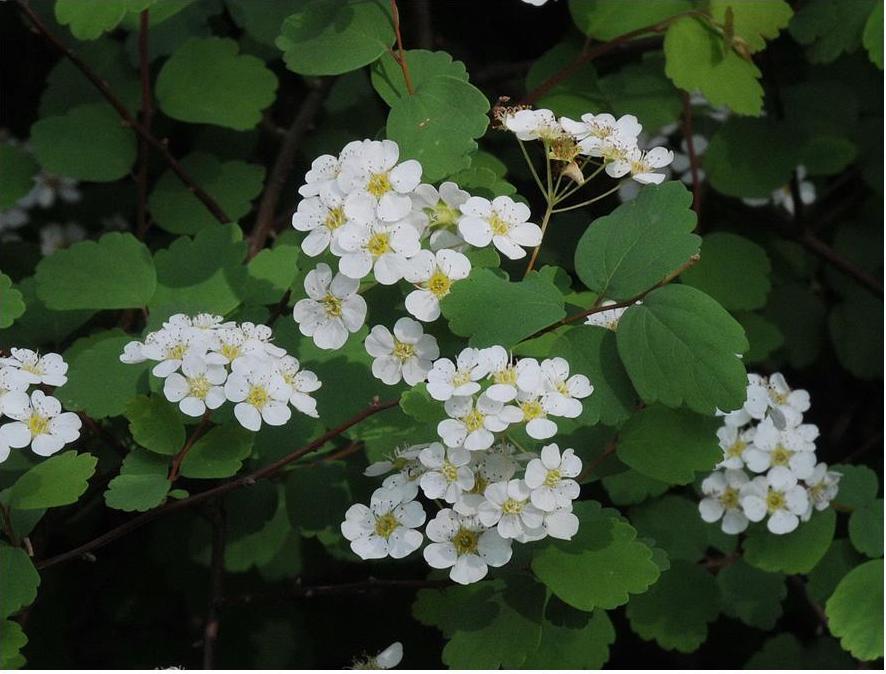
[681,91,702,217]
[135,9,153,240]
[36,398,399,571]
[527,254,701,340]
[167,413,213,482]
[799,230,883,298]
[389,0,415,95]
[16,0,231,225]
[202,501,226,670]
[248,78,333,259]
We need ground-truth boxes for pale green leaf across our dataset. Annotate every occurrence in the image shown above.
[0,545,39,619]
[125,395,186,456]
[743,509,836,574]
[681,232,771,311]
[7,451,97,510]
[825,559,883,660]
[179,425,253,479]
[849,499,883,558]
[716,559,786,629]
[0,274,25,329]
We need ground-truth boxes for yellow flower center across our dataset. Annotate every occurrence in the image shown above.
[463,409,485,432]
[766,490,786,513]
[321,293,343,318]
[429,201,460,227]
[366,232,391,257]
[720,487,739,510]
[367,172,392,197]
[324,206,345,231]
[426,270,452,298]
[246,385,269,409]
[726,439,747,459]
[27,413,50,436]
[555,380,570,396]
[771,445,793,467]
[374,512,399,539]
[451,370,472,387]
[166,343,187,360]
[548,136,580,162]
[469,474,488,495]
[188,375,211,400]
[630,158,650,175]
[452,527,480,555]
[392,340,415,361]
[771,389,789,405]
[488,212,511,236]
[543,469,562,488]
[502,497,524,515]
[220,343,241,362]
[21,362,42,375]
[521,400,544,421]
[493,366,517,386]
[441,460,458,483]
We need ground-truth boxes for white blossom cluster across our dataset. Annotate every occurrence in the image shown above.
[699,373,840,535]
[119,313,320,432]
[341,347,593,585]
[501,108,674,184]
[351,642,403,670]
[291,138,543,351]
[0,348,80,463]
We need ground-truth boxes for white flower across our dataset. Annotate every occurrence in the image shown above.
[744,166,815,215]
[39,221,86,256]
[0,348,68,387]
[403,249,471,322]
[426,348,484,402]
[119,340,147,364]
[411,181,470,243]
[803,463,841,517]
[365,444,426,483]
[298,140,366,198]
[699,469,750,534]
[453,443,521,515]
[338,140,422,223]
[524,444,581,512]
[341,485,425,560]
[0,427,10,464]
[744,416,818,479]
[504,108,561,142]
[293,263,367,350]
[740,466,810,535]
[458,196,542,260]
[364,318,439,386]
[418,443,474,503]
[509,391,559,440]
[423,508,512,585]
[543,507,580,540]
[272,355,321,418]
[584,300,629,330]
[357,642,403,670]
[539,357,592,419]
[478,479,545,539]
[766,373,811,426]
[223,357,291,431]
[608,146,674,184]
[140,326,210,378]
[477,346,523,402]
[560,113,642,157]
[291,183,349,257]
[336,220,420,284]
[0,389,82,457]
[716,424,755,469]
[163,354,227,417]
[0,367,28,415]
[437,394,521,451]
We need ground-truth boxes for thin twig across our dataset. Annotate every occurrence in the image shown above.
[36,399,400,571]
[135,9,153,240]
[202,500,226,670]
[681,91,702,217]
[389,0,415,95]
[168,413,213,482]
[799,230,883,298]
[248,78,333,259]
[523,202,555,277]
[16,0,231,225]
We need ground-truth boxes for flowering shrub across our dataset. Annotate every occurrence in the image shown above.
[0,0,882,669]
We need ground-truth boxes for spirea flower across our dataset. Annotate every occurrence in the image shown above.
[0,348,68,387]
[163,353,227,417]
[523,443,581,511]
[560,112,642,157]
[458,195,542,260]
[699,469,750,534]
[338,140,422,223]
[740,466,810,535]
[364,318,439,386]
[341,485,425,560]
[478,479,545,539]
[423,508,512,585]
[584,301,629,330]
[0,389,82,457]
[336,219,421,284]
[352,642,404,670]
[438,394,521,451]
[291,183,349,257]
[223,357,292,431]
[426,348,485,402]
[293,263,367,350]
[403,249,471,322]
[418,443,474,503]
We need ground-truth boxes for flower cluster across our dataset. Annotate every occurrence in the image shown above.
[351,642,403,670]
[341,347,592,585]
[699,373,840,535]
[291,139,543,350]
[119,314,320,432]
[501,108,674,185]
[0,348,80,463]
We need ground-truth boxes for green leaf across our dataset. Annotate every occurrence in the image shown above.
[626,560,720,653]
[681,233,771,311]
[441,268,565,348]
[124,395,186,456]
[569,0,691,40]
[735,311,784,364]
[716,559,787,629]
[616,406,720,484]
[745,633,855,669]
[825,559,883,660]
[664,17,764,116]
[277,0,394,76]
[829,464,878,509]
[575,181,699,301]
[0,545,39,619]
[225,0,299,47]
[30,103,137,182]
[156,38,277,130]
[704,118,800,198]
[6,451,97,510]
[179,425,254,479]
[150,223,249,316]
[0,277,94,350]
[522,602,615,669]
[57,330,150,419]
[709,0,793,52]
[864,1,884,69]
[34,232,156,310]
[744,509,836,574]
[531,501,661,611]
[55,0,145,40]
[148,153,265,234]
[0,274,25,329]
[602,469,669,506]
[551,327,637,426]
[629,495,709,561]
[849,499,883,558]
[104,450,171,512]
[790,0,877,64]
[371,49,468,105]
[807,539,864,604]
[0,619,28,670]
[616,284,749,415]
[0,144,38,209]
[242,243,299,305]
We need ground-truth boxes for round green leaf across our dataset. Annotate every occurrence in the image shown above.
[849,499,883,558]
[825,559,884,660]
[743,509,836,574]
[629,494,709,561]
[830,464,879,509]
[681,232,771,311]
[0,144,38,209]
[709,0,793,52]
[6,451,98,510]
[807,539,864,604]
[0,545,40,619]
[124,395,186,455]
[523,603,615,669]
[0,274,25,329]
[716,559,787,629]
[179,425,254,479]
